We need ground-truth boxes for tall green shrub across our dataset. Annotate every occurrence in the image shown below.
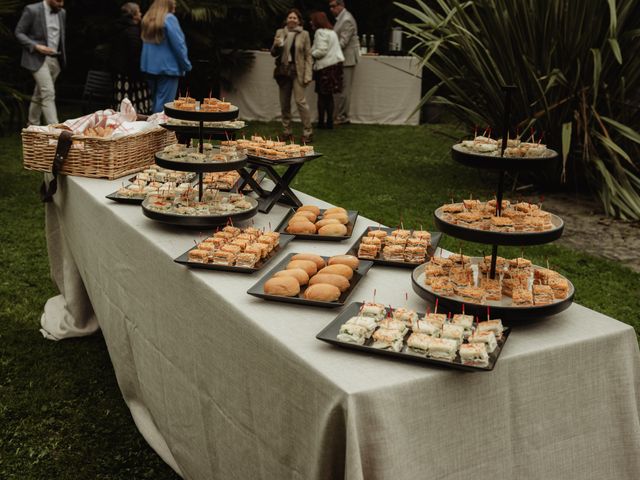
[396,0,640,220]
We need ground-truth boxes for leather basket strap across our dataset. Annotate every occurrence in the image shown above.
[40,130,73,203]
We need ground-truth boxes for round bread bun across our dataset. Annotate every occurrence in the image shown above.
[286,221,316,234]
[286,259,318,276]
[273,268,309,286]
[291,210,317,222]
[324,206,347,216]
[315,218,341,229]
[309,273,350,292]
[288,215,314,226]
[328,254,360,270]
[318,223,348,236]
[264,276,300,297]
[318,263,354,280]
[291,253,326,270]
[322,212,349,224]
[303,283,341,302]
[297,205,321,216]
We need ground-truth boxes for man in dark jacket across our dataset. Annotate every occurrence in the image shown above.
[15,0,67,125]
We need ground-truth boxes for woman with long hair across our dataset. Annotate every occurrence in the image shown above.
[309,11,344,130]
[140,0,191,113]
[270,8,313,142]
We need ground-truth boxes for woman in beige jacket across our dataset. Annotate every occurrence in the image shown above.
[271,9,313,142]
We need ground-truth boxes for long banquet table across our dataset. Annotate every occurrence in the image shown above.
[42,174,640,479]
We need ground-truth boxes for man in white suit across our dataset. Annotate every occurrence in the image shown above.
[329,0,358,124]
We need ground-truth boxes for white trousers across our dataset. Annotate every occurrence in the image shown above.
[28,56,61,126]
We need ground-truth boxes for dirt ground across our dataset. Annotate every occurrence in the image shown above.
[525,192,640,272]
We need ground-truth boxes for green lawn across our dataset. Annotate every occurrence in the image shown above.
[1,122,639,478]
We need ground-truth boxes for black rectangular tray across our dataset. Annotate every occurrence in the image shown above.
[346,226,442,268]
[275,209,359,242]
[316,302,510,371]
[106,191,146,204]
[247,253,373,308]
[247,153,322,166]
[174,234,294,273]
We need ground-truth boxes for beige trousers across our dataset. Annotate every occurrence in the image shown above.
[334,65,355,123]
[278,77,312,137]
[29,56,61,126]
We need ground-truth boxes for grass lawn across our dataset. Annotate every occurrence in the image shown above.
[1,121,639,478]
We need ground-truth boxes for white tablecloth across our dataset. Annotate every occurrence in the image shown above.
[42,174,640,479]
[221,51,422,125]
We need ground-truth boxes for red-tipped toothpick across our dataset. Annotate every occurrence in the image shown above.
[435,298,439,314]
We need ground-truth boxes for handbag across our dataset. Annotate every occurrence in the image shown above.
[273,31,299,86]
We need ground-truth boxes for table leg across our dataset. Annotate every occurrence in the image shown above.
[255,164,304,213]
[237,167,265,195]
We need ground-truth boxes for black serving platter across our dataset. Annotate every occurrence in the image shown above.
[174,233,294,273]
[164,102,239,122]
[451,144,559,172]
[106,191,146,204]
[275,209,359,241]
[246,152,323,166]
[411,260,575,321]
[155,149,248,173]
[316,302,510,371]
[247,253,373,308]
[433,207,564,246]
[159,122,245,137]
[345,226,442,268]
[141,194,259,228]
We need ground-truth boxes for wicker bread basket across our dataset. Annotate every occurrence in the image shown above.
[22,127,176,180]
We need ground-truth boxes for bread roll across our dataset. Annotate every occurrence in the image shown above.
[273,268,309,285]
[291,253,326,270]
[288,215,315,226]
[286,259,318,276]
[303,283,341,302]
[328,254,360,270]
[297,205,321,216]
[315,218,341,229]
[324,206,347,216]
[318,263,354,279]
[309,273,350,292]
[322,212,349,224]
[291,210,317,222]
[318,223,348,236]
[286,222,316,234]
[264,276,300,296]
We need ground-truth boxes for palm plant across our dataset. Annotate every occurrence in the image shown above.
[395,0,640,220]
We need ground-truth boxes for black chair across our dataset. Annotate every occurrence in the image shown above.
[81,70,114,114]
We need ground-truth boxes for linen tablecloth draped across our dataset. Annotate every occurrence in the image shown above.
[220,51,422,126]
[42,174,640,480]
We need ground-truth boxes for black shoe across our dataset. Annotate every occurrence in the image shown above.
[326,122,333,130]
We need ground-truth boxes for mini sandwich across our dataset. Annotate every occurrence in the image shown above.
[441,324,465,347]
[449,268,474,293]
[412,319,440,337]
[222,225,241,236]
[367,229,388,240]
[502,271,529,297]
[212,250,236,266]
[480,277,502,301]
[469,330,498,353]
[378,317,409,335]
[393,308,419,328]
[459,343,489,367]
[256,235,276,252]
[411,231,432,243]
[509,257,532,272]
[357,243,379,259]
[447,253,471,268]
[534,267,559,285]
[477,319,504,340]
[549,277,569,299]
[262,231,280,247]
[382,245,405,262]
[360,303,387,321]
[361,236,382,247]
[490,216,515,232]
[458,286,485,304]
[479,255,509,274]
[442,203,464,214]
[345,316,377,338]
[371,328,404,352]
[404,246,427,264]
[337,323,368,345]
[512,287,533,306]
[425,263,446,281]
[456,211,483,228]
[197,242,216,252]
[424,312,447,329]
[407,237,429,249]
[430,279,455,296]
[235,252,259,268]
[533,284,555,305]
[391,229,411,238]
[426,337,458,362]
[430,256,453,271]
[188,249,210,264]
[523,217,547,232]
[451,314,474,338]
[384,235,407,247]
[221,244,242,255]
[463,199,482,210]
[407,332,432,355]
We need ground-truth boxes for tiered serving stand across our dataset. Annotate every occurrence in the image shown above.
[412,87,575,320]
[143,102,258,227]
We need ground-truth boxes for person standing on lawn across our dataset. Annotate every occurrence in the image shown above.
[140,0,191,113]
[15,0,67,126]
[329,0,358,125]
